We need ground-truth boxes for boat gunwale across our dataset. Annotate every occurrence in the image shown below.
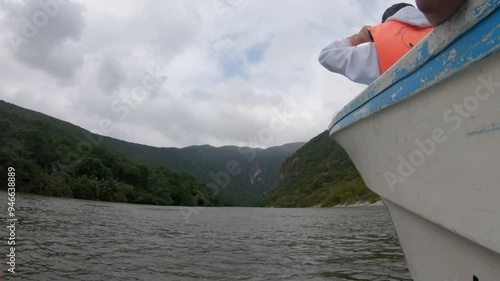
[329,0,500,136]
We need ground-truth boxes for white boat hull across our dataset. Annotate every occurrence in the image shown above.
[329,1,500,279]
[334,51,500,281]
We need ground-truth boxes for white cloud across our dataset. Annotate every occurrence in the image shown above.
[0,0,414,148]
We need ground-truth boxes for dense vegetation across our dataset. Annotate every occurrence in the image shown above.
[101,137,303,206]
[259,131,380,207]
[0,100,377,208]
[0,101,223,206]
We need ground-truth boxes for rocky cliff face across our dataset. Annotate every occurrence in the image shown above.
[101,137,305,206]
[248,166,263,185]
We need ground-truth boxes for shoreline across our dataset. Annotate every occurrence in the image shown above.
[310,200,384,208]
[334,200,384,208]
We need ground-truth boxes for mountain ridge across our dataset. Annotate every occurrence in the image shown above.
[0,100,304,206]
[1,99,375,208]
[0,100,222,206]
[101,135,305,206]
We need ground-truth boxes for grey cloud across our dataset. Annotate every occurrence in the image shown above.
[184,84,284,109]
[0,0,379,148]
[97,59,125,93]
[3,0,85,81]
[133,1,198,56]
[131,94,285,147]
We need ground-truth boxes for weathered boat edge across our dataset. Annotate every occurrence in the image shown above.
[329,0,500,136]
[328,1,500,280]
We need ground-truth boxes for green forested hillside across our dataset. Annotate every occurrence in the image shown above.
[259,131,379,207]
[0,100,374,208]
[101,138,304,206]
[0,100,223,206]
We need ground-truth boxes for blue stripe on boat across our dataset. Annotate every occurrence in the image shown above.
[329,3,500,136]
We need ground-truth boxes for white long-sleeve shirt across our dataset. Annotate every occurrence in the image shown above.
[318,7,432,85]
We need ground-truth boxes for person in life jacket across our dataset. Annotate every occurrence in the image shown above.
[318,3,433,85]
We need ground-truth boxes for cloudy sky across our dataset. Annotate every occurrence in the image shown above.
[0,0,412,148]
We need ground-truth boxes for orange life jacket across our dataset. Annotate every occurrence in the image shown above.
[368,21,433,73]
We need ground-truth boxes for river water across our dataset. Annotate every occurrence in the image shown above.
[0,193,412,281]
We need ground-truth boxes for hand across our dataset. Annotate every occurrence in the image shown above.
[348,26,372,46]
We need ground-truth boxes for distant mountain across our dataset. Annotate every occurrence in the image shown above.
[1,99,373,208]
[0,100,304,206]
[0,100,223,206]
[259,131,379,207]
[101,137,304,206]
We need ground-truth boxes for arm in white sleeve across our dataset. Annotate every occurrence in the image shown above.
[318,38,381,85]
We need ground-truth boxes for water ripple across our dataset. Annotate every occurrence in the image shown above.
[0,193,412,280]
